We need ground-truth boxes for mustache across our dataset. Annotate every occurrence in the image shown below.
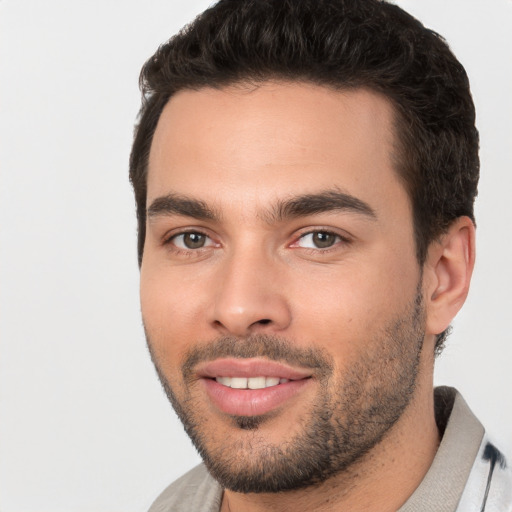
[181,334,334,381]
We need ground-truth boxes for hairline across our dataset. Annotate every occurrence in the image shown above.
[140,79,421,255]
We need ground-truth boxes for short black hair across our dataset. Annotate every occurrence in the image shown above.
[129,0,479,350]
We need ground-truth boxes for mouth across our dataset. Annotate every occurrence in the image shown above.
[215,376,291,389]
[197,358,313,417]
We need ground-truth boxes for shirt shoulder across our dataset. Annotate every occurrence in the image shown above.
[400,387,512,512]
[148,464,223,512]
[456,437,512,512]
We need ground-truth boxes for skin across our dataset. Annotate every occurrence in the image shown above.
[140,82,475,511]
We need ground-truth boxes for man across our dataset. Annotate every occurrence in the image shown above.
[129,0,512,510]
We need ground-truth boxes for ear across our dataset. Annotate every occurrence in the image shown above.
[423,216,476,337]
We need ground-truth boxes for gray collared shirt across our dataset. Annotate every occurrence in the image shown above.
[148,387,512,511]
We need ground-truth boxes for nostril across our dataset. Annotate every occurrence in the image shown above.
[258,319,272,325]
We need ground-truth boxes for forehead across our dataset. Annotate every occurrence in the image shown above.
[147,82,407,217]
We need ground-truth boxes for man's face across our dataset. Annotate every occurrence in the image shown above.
[141,83,427,492]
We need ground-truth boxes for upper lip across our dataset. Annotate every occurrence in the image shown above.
[197,358,313,380]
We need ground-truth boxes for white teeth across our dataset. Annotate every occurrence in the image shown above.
[215,376,289,389]
[265,377,280,387]
[216,376,231,386]
[230,377,248,389]
[248,376,266,389]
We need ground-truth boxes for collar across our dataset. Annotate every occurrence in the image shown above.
[398,386,485,512]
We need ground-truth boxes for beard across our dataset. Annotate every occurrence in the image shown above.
[145,288,425,494]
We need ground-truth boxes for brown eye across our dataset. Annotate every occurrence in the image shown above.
[297,231,341,249]
[312,232,337,248]
[172,232,211,249]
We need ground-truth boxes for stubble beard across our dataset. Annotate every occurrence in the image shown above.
[145,290,425,494]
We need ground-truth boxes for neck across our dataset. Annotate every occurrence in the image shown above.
[221,360,439,512]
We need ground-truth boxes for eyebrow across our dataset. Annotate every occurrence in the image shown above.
[268,189,377,223]
[147,193,219,221]
[146,189,376,223]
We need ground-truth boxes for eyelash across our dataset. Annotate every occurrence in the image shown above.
[291,229,351,253]
[163,229,216,256]
[162,228,352,256]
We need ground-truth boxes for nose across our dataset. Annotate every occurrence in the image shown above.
[211,248,292,336]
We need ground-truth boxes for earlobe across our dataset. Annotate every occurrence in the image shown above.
[424,217,476,336]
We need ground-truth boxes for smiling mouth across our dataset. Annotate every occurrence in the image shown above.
[214,376,292,389]
[197,363,313,416]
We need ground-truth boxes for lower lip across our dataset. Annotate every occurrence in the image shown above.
[202,378,311,416]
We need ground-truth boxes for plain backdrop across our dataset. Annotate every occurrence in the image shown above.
[1,1,511,511]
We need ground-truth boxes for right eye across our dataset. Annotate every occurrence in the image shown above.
[170,232,214,250]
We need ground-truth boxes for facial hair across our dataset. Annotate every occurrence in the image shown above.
[145,289,425,494]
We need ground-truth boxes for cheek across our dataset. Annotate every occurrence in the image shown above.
[140,264,209,363]
[141,256,210,316]
[288,259,418,353]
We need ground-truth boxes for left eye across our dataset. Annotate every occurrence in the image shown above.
[171,232,214,249]
[296,231,341,249]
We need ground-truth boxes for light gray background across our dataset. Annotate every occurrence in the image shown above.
[1,1,511,511]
